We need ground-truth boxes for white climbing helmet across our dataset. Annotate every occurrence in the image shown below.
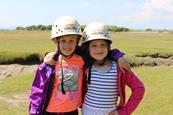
[51,16,82,39]
[82,22,112,44]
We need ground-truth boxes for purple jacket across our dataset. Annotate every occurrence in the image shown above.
[29,63,55,115]
[29,49,124,115]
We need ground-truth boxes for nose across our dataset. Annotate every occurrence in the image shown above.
[63,41,71,46]
[96,45,105,50]
[94,47,103,52]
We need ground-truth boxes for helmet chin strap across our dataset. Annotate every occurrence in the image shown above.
[60,52,74,58]
[57,41,78,95]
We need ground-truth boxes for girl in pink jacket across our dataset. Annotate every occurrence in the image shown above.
[81,22,145,115]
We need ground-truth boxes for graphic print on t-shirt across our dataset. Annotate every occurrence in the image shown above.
[57,65,80,91]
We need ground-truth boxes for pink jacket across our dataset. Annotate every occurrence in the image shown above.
[116,65,145,115]
[82,65,145,115]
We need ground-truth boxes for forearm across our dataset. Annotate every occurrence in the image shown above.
[29,64,47,115]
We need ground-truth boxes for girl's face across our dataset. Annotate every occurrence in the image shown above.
[89,39,108,61]
[59,35,78,56]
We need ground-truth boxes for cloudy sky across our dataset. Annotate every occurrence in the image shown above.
[0,0,173,29]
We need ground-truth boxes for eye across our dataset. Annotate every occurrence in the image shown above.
[69,39,75,43]
[100,44,107,48]
[60,39,66,43]
[90,44,97,48]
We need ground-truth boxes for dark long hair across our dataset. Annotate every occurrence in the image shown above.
[81,40,112,68]
[81,40,112,84]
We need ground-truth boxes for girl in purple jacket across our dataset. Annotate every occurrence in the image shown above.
[81,22,145,115]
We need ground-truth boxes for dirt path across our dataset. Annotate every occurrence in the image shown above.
[0,94,28,107]
[0,64,37,80]
[0,57,173,80]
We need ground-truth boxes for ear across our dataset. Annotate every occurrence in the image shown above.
[52,38,58,45]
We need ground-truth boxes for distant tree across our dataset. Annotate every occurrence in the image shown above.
[25,26,33,31]
[107,25,129,32]
[30,25,37,30]
[107,25,117,31]
[47,25,52,30]
[145,28,152,31]
[39,25,47,30]
[122,27,129,32]
[16,26,25,30]
[15,24,130,32]
[80,25,86,31]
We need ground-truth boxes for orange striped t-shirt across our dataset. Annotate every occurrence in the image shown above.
[46,54,84,112]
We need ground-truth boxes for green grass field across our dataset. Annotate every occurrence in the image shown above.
[0,73,33,115]
[133,67,173,115]
[0,30,173,114]
[0,30,55,63]
[0,30,54,54]
[0,31,173,64]
[111,32,173,55]
[0,67,173,115]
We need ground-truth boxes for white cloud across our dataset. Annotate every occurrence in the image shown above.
[142,0,173,12]
[79,1,91,7]
[122,3,135,9]
[112,0,173,25]
[79,0,101,8]
[137,0,173,22]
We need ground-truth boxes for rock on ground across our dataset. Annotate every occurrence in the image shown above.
[0,64,37,80]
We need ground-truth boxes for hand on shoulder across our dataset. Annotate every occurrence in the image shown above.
[44,52,56,65]
[118,57,132,73]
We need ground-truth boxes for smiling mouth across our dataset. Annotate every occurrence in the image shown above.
[96,53,104,55]
[64,49,71,51]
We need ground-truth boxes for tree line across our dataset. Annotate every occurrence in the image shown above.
[16,25,130,32]
[16,25,52,31]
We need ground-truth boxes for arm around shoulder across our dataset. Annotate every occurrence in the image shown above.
[110,49,132,73]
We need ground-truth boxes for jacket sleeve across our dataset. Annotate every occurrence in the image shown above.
[29,63,49,115]
[110,48,125,62]
[117,70,145,115]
